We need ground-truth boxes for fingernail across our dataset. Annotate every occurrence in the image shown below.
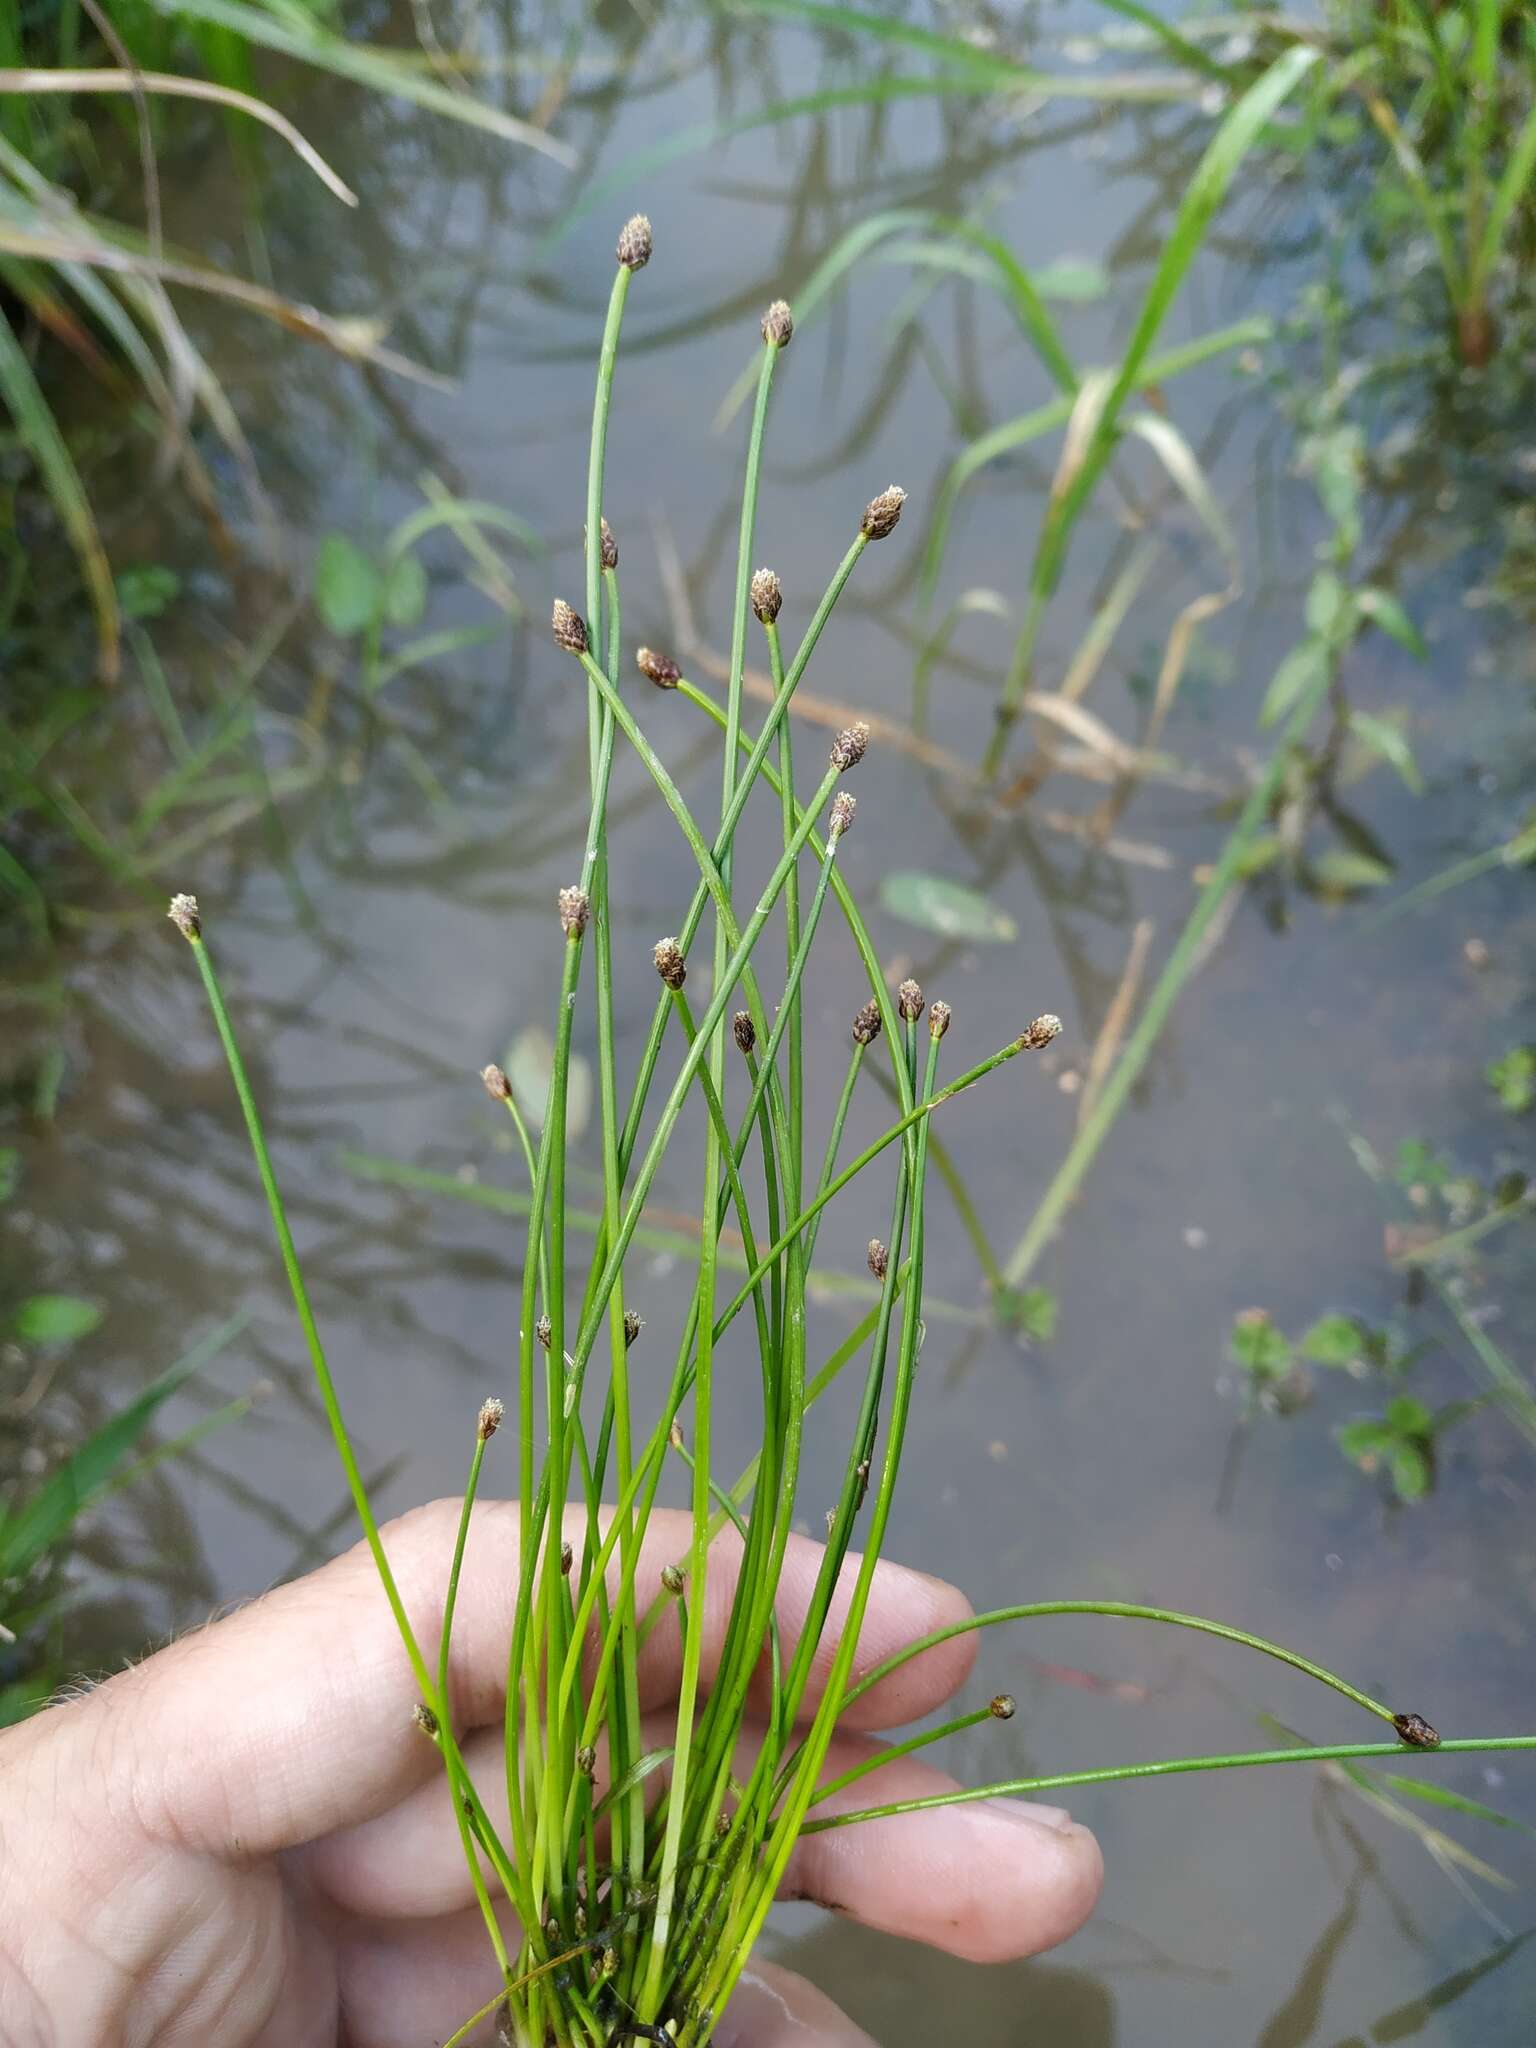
[978,1796,1076,1834]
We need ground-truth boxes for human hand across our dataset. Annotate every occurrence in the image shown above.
[0,1500,1101,2047]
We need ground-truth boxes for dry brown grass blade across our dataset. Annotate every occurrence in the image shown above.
[0,69,359,205]
[1076,917,1155,1130]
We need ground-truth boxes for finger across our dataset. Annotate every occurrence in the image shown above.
[711,1961,879,2048]
[88,1498,973,1859]
[329,1896,514,2048]
[780,1740,1102,1964]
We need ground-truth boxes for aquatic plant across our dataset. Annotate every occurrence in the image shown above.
[170,218,1536,2048]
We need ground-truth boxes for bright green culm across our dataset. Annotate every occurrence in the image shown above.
[169,217,1534,2048]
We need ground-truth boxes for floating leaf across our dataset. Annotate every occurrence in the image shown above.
[14,1295,103,1344]
[1387,1439,1431,1501]
[1032,256,1112,303]
[1299,1314,1365,1367]
[1310,848,1394,893]
[382,551,429,630]
[1229,1311,1290,1379]
[878,871,1017,944]
[504,1026,593,1143]
[995,1285,1057,1341]
[313,534,380,636]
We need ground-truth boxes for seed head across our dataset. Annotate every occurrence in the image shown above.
[929,999,952,1040]
[660,1562,685,1596]
[599,517,618,570]
[637,645,681,688]
[750,568,782,624]
[829,721,869,772]
[829,790,857,839]
[1393,1711,1440,1749]
[714,1811,732,1839]
[624,1309,644,1347]
[1017,1013,1063,1052]
[852,999,882,1046]
[558,885,591,938]
[576,1743,597,1779]
[167,892,201,940]
[653,936,687,990]
[897,978,924,1022]
[616,214,652,270]
[733,1010,756,1057]
[867,1239,888,1281]
[561,1541,574,1576]
[551,599,588,656]
[990,1693,1017,1721]
[668,1421,684,1451]
[412,1702,439,1739]
[477,1397,505,1441]
[481,1062,512,1101]
[854,1457,871,1507]
[761,298,794,349]
[861,485,906,541]
[536,1314,552,1351]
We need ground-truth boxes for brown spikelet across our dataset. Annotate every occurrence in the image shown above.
[536,1314,552,1351]
[750,568,782,624]
[733,1010,757,1057]
[867,1239,888,1280]
[558,885,591,938]
[990,1694,1017,1721]
[624,1310,644,1347]
[829,721,869,772]
[616,214,652,269]
[481,1063,512,1101]
[412,1702,439,1739]
[761,299,793,349]
[167,892,201,939]
[561,1541,574,1576]
[860,485,906,541]
[852,998,882,1046]
[600,518,618,570]
[928,1000,952,1040]
[829,790,857,838]
[653,936,686,989]
[477,1398,505,1441]
[1017,1013,1063,1051]
[637,646,681,688]
[552,600,588,656]
[1393,1711,1440,1749]
[897,978,924,1023]
[577,1744,597,1780]
[661,1563,685,1595]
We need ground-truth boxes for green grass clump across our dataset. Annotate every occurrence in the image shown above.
[170,215,1536,2048]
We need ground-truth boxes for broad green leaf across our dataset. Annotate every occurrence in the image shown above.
[0,1314,243,1580]
[1260,637,1326,727]
[1387,1439,1431,1501]
[1229,1313,1291,1379]
[1310,848,1394,893]
[1299,1314,1365,1367]
[1486,1046,1536,1114]
[1348,710,1423,794]
[1304,569,1350,638]
[382,551,428,630]
[1304,424,1365,542]
[878,871,1018,943]
[1387,1395,1434,1438]
[13,1295,102,1344]
[1356,587,1426,657]
[504,1025,593,1143]
[1338,1419,1392,1460]
[313,534,380,636]
[1033,256,1112,303]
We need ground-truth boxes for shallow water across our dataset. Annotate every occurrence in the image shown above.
[7,7,1536,2042]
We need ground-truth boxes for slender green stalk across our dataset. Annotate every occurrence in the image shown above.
[805,1738,1536,1832]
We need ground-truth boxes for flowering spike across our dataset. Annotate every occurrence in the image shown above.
[733,1011,756,1057]
[761,299,794,349]
[1017,1013,1063,1051]
[637,646,681,688]
[552,600,588,656]
[653,936,686,990]
[829,790,857,839]
[829,722,869,772]
[852,999,882,1046]
[928,1000,952,1040]
[477,1398,505,1441]
[481,1063,511,1100]
[750,568,782,624]
[558,886,591,938]
[867,1239,888,1280]
[167,892,201,939]
[616,214,652,270]
[861,485,906,541]
[897,978,924,1023]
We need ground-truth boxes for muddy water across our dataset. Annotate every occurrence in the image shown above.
[9,7,1536,2042]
